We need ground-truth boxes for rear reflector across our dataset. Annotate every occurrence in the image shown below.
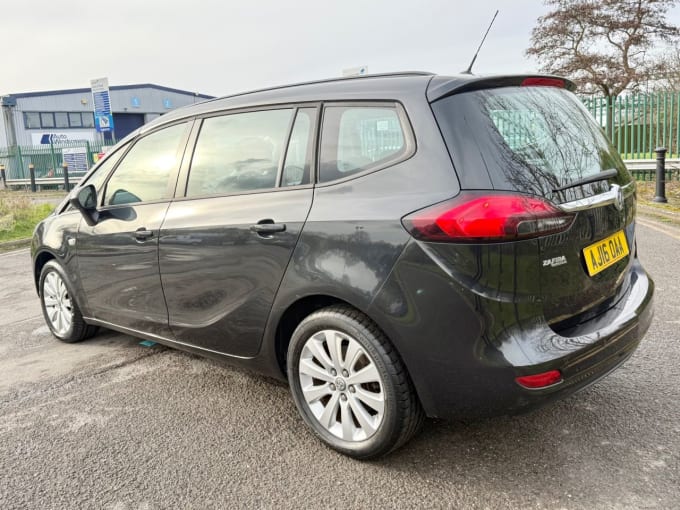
[516,370,563,389]
[402,193,574,243]
[521,77,565,88]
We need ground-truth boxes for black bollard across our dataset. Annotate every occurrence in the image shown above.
[0,164,6,188]
[653,147,668,203]
[29,163,36,193]
[62,162,70,191]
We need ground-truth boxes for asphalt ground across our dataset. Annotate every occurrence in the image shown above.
[1,218,679,509]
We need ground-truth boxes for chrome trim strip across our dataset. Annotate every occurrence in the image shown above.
[558,181,634,213]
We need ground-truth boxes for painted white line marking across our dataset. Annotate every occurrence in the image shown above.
[637,218,680,242]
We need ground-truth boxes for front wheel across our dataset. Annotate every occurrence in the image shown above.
[287,305,424,459]
[39,260,98,343]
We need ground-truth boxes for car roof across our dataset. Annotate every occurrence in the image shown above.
[140,71,574,134]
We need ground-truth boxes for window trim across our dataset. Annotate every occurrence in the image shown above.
[279,107,319,188]
[275,108,299,188]
[316,101,416,187]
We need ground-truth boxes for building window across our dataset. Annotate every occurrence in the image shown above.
[24,112,41,129]
[40,112,55,128]
[68,112,82,127]
[55,112,69,128]
[82,112,94,128]
[23,111,98,129]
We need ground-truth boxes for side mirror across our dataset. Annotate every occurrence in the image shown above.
[69,184,99,226]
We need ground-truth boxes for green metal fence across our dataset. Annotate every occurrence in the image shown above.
[0,139,116,180]
[582,92,680,160]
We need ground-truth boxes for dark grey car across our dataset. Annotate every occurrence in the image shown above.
[32,72,654,458]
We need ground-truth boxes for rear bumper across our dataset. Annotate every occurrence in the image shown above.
[368,241,654,420]
[507,258,653,411]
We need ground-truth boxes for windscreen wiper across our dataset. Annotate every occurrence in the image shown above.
[552,168,619,193]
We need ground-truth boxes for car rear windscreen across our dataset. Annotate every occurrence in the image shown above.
[431,86,631,200]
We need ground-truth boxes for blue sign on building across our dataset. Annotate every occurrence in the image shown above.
[163,98,173,109]
[96,114,114,132]
[131,96,141,108]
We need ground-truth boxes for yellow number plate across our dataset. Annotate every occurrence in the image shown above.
[583,230,629,276]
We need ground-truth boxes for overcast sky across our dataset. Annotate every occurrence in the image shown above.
[3,0,680,97]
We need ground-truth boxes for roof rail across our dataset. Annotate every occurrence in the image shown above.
[200,71,435,105]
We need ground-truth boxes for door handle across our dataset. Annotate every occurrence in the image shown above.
[250,220,286,235]
[134,228,154,241]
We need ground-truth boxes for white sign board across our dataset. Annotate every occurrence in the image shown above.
[31,131,96,145]
[90,77,109,94]
[62,147,89,174]
[342,66,368,77]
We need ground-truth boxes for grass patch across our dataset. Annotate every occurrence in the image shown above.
[635,181,680,213]
[0,194,54,242]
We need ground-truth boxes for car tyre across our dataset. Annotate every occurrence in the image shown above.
[287,305,424,459]
[39,260,98,343]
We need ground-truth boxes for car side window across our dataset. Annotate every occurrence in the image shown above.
[186,109,294,197]
[104,123,188,206]
[281,108,317,187]
[319,105,407,183]
[81,145,129,196]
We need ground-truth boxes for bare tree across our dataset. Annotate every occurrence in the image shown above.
[527,0,680,99]
[653,44,680,90]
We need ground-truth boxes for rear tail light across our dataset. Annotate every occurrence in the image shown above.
[515,370,563,389]
[402,193,575,243]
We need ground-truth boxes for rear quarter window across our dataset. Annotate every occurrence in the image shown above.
[319,105,411,183]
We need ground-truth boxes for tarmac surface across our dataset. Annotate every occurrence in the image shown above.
[1,217,679,509]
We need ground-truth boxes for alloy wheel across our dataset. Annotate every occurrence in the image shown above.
[43,271,73,336]
[298,329,385,442]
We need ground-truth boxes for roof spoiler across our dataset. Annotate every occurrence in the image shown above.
[426,74,576,102]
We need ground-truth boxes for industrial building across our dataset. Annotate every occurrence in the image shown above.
[0,83,213,148]
[0,83,213,181]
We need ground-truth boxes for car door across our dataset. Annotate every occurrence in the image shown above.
[159,107,317,357]
[76,121,192,337]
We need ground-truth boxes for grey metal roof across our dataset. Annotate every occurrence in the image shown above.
[142,72,437,132]
[139,71,574,133]
[7,83,214,100]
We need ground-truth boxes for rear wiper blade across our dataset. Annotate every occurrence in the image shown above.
[552,168,619,193]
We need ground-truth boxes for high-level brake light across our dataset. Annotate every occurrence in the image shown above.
[521,77,565,88]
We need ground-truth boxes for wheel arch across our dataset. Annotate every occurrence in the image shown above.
[33,250,57,293]
[272,293,410,383]
[274,294,348,378]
